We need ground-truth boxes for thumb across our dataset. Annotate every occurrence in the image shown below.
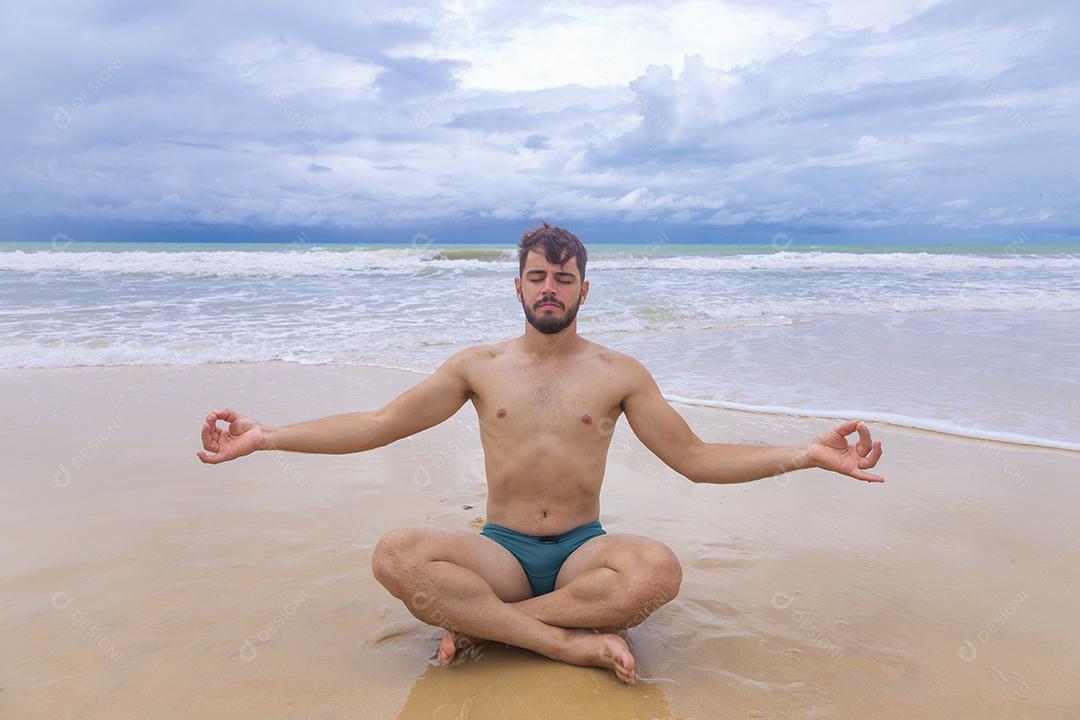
[228,415,256,435]
[815,427,848,451]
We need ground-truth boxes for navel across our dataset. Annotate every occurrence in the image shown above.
[496,408,507,418]
[581,414,592,425]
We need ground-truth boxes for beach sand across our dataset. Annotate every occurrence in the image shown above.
[2,362,1078,719]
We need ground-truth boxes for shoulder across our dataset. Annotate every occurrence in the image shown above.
[581,340,652,385]
[587,347,663,411]
[444,342,506,365]
[439,342,509,388]
[581,339,642,368]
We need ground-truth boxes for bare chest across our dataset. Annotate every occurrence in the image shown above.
[472,359,624,436]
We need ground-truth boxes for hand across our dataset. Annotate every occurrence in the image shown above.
[806,419,885,483]
[196,409,268,464]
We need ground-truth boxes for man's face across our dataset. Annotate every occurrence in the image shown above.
[515,250,588,335]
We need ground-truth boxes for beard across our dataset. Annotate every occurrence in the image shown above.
[522,293,581,335]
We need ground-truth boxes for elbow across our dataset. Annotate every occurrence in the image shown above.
[681,439,708,484]
[368,409,399,450]
[683,466,708,484]
[679,457,703,484]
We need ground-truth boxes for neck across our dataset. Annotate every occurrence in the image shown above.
[520,321,581,360]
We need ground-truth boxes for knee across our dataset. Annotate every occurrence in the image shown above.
[628,542,683,609]
[371,528,429,596]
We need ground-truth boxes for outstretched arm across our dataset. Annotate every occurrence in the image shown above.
[264,348,474,453]
[620,357,885,484]
[197,348,474,463]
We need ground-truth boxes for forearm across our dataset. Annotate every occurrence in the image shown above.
[687,441,815,484]
[260,410,391,454]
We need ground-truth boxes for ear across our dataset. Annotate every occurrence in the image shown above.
[579,278,589,303]
[514,276,522,301]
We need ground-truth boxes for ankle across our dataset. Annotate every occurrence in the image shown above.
[553,626,596,661]
[547,626,575,658]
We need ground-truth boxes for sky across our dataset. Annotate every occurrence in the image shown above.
[1,0,1077,244]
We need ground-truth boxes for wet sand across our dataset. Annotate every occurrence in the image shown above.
[1,362,1078,719]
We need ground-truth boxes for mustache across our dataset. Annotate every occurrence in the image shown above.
[534,297,564,309]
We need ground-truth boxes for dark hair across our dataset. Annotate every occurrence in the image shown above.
[517,221,588,279]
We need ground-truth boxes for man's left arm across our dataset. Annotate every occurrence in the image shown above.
[620,357,885,484]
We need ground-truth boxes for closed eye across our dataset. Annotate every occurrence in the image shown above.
[527,273,576,283]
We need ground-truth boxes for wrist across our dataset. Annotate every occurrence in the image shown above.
[792,443,818,471]
[258,424,278,451]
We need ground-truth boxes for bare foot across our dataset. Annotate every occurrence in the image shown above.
[562,629,636,684]
[437,630,481,666]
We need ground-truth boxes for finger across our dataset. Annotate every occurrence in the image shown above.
[859,441,883,468]
[204,417,222,450]
[214,409,240,423]
[196,450,226,464]
[201,417,214,449]
[851,468,885,483]
[207,410,224,434]
[855,421,872,456]
[831,419,860,437]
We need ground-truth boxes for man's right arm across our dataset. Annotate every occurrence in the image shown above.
[260,348,475,454]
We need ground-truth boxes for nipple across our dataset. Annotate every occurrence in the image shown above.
[496,408,507,418]
[581,414,592,425]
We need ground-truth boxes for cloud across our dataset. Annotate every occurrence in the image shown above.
[524,134,550,150]
[373,56,467,101]
[447,107,553,131]
[0,0,1076,238]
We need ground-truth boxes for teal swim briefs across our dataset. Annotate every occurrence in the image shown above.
[480,520,606,597]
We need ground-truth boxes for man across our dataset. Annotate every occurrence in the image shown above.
[197,222,885,684]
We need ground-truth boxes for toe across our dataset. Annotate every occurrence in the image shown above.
[615,658,635,684]
[600,636,636,684]
[438,631,455,665]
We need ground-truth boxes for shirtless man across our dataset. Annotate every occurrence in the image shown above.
[196,223,885,684]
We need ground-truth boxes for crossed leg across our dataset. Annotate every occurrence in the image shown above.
[512,532,683,632]
[370,526,681,684]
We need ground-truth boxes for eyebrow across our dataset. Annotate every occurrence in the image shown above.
[526,269,576,279]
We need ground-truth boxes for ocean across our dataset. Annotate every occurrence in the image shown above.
[2,240,1077,450]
